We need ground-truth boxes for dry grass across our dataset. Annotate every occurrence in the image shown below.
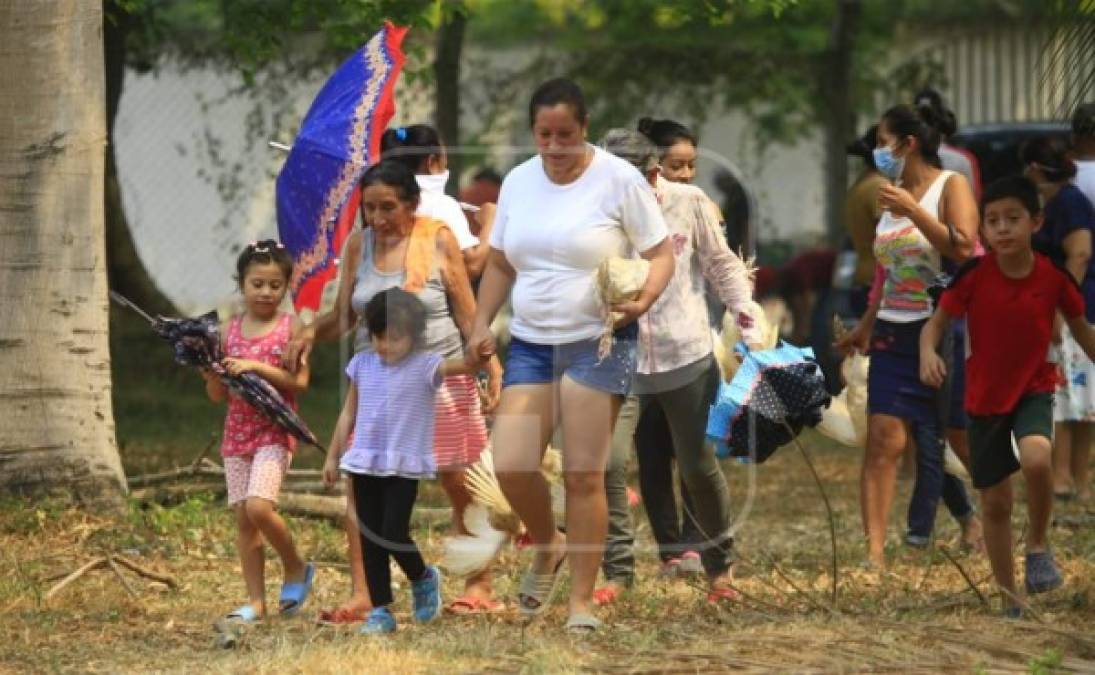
[3,431,1094,674]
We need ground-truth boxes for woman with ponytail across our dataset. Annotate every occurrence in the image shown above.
[838,102,982,567]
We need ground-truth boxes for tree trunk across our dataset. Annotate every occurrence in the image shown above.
[434,9,466,194]
[0,1,127,509]
[103,1,175,315]
[821,0,861,246]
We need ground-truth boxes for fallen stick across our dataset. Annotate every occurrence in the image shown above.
[112,556,179,590]
[44,557,108,601]
[106,557,139,599]
[938,546,988,607]
[130,483,226,504]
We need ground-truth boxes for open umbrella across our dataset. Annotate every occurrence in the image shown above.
[706,341,830,463]
[276,22,408,312]
[110,292,323,452]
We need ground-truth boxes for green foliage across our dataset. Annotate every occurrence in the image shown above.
[464,0,1062,144]
[1029,648,1063,675]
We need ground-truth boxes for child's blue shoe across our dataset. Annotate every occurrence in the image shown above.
[359,607,397,635]
[411,565,443,623]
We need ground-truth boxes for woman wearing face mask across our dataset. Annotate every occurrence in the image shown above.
[838,103,980,567]
[1023,136,1095,502]
[466,78,674,632]
[380,124,495,279]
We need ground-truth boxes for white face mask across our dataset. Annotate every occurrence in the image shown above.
[415,169,450,194]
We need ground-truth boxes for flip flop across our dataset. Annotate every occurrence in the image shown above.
[518,553,566,618]
[279,561,316,617]
[565,612,602,634]
[446,596,506,615]
[316,606,369,626]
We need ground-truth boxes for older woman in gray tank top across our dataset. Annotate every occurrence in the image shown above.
[292,161,504,619]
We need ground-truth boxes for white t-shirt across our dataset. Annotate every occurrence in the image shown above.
[490,145,668,344]
[416,172,479,251]
[1075,160,1095,206]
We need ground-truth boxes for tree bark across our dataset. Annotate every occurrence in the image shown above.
[434,9,466,193]
[103,1,175,315]
[821,0,861,246]
[0,1,127,509]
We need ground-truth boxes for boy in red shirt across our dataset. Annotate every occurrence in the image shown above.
[920,176,1095,616]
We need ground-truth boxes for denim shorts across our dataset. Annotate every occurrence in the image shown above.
[502,323,638,396]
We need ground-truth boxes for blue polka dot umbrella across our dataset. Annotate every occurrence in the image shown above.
[706,341,831,463]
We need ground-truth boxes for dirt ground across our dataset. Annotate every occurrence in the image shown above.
[3,431,1094,674]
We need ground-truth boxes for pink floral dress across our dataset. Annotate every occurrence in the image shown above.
[219,313,297,457]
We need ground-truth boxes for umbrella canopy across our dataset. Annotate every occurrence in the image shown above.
[110,293,323,452]
[706,341,830,463]
[276,22,408,312]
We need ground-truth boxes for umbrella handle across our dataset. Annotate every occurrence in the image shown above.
[108,291,156,324]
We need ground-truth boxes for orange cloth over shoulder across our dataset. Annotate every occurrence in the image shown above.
[402,216,450,293]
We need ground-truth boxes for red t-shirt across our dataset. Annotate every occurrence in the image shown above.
[940,253,1084,416]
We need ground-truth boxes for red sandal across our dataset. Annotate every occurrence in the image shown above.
[706,586,742,604]
[446,596,506,615]
[316,606,369,625]
[592,585,623,606]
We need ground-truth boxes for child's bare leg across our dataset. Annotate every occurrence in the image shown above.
[338,481,372,612]
[1070,422,1091,500]
[440,468,494,600]
[235,504,267,615]
[1051,422,1073,495]
[1017,436,1053,552]
[244,498,305,587]
[979,479,1017,608]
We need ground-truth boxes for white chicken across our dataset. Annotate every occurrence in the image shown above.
[441,446,565,577]
[817,319,969,479]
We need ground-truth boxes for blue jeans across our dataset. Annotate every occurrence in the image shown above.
[905,321,975,544]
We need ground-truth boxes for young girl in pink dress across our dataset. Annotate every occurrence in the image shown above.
[201,240,314,625]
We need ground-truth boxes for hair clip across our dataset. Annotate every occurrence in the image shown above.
[395,127,408,142]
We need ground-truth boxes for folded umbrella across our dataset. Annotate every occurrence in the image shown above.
[110,292,323,452]
[276,21,408,312]
[706,341,830,463]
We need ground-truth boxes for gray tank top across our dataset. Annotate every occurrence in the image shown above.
[351,230,464,358]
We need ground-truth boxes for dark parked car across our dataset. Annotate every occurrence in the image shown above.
[950,121,1070,186]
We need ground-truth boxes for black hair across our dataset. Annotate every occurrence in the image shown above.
[528,77,588,128]
[472,167,502,184]
[880,103,943,168]
[913,87,958,137]
[846,124,879,170]
[359,159,422,203]
[637,117,697,151]
[235,239,293,288]
[1073,102,1095,138]
[1020,136,1077,183]
[981,175,1042,216]
[380,124,443,175]
[364,287,428,348]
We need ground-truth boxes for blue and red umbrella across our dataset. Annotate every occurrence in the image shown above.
[276,21,408,312]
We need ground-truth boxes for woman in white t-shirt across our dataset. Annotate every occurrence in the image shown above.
[466,78,674,632]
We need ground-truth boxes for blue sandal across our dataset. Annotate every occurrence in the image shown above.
[279,562,316,616]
